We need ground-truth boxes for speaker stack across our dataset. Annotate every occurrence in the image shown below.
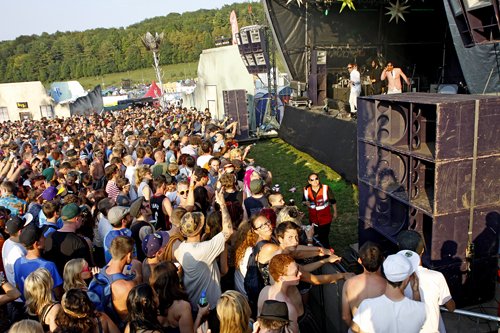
[222,89,249,140]
[235,25,270,74]
[357,93,500,306]
[308,50,327,106]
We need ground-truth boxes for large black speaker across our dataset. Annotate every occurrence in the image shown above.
[358,93,500,307]
[308,50,327,106]
[449,0,500,47]
[236,25,270,74]
[222,89,249,140]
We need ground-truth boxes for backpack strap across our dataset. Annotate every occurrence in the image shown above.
[96,314,104,333]
[40,302,59,324]
[100,265,135,283]
[254,240,270,258]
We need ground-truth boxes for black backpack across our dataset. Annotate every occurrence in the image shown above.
[244,240,269,317]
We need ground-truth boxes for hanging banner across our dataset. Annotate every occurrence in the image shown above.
[230,10,239,45]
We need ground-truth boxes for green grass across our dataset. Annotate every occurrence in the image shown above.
[248,138,358,257]
[77,62,198,90]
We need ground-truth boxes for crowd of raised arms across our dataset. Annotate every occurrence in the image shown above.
[0,103,454,333]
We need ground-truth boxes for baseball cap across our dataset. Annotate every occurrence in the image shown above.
[41,186,57,201]
[129,197,144,218]
[61,203,81,221]
[42,167,55,181]
[180,212,205,237]
[107,206,130,226]
[6,216,26,235]
[19,223,43,247]
[116,195,131,207]
[383,250,420,282]
[0,206,11,217]
[250,179,265,194]
[97,198,115,212]
[142,231,170,258]
[163,139,172,149]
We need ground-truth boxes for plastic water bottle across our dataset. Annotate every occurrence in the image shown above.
[199,290,208,307]
[198,289,209,332]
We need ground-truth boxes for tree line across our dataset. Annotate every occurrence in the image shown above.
[0,2,264,84]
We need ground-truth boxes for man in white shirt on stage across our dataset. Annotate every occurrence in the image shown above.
[348,63,361,118]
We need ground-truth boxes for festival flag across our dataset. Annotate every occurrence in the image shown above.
[230,10,239,45]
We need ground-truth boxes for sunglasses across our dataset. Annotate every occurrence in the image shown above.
[309,178,318,181]
[254,221,271,230]
[179,190,189,196]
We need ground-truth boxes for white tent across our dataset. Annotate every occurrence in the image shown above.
[193,45,254,120]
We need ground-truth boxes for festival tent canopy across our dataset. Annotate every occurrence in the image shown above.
[194,45,254,120]
[49,81,87,103]
[143,81,161,98]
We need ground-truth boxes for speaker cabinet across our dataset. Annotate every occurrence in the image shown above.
[308,50,327,106]
[223,89,249,140]
[358,93,500,306]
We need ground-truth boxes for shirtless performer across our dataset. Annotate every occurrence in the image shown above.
[341,241,386,329]
[380,61,410,94]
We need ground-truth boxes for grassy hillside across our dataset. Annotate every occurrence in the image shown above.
[0,2,264,84]
[77,62,198,90]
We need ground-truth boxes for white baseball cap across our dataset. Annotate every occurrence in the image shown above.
[383,250,420,282]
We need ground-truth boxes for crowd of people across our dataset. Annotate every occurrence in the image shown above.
[0,103,454,333]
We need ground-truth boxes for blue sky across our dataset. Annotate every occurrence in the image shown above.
[0,0,241,41]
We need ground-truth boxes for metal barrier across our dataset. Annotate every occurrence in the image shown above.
[441,306,500,332]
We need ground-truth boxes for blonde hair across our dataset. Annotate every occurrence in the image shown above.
[9,319,44,333]
[229,148,243,161]
[63,259,87,292]
[135,165,151,186]
[276,206,303,226]
[168,163,179,173]
[216,290,251,333]
[24,268,54,316]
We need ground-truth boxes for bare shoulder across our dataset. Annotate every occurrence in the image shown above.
[174,299,191,313]
[49,303,61,317]
[260,243,279,255]
[112,279,136,293]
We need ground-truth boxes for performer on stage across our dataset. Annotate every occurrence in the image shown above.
[347,63,361,117]
[368,60,383,95]
[381,61,410,94]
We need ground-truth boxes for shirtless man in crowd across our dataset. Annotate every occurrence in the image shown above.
[342,241,386,328]
[258,254,303,333]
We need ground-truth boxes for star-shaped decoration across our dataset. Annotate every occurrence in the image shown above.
[286,0,303,6]
[339,0,356,13]
[385,0,410,24]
